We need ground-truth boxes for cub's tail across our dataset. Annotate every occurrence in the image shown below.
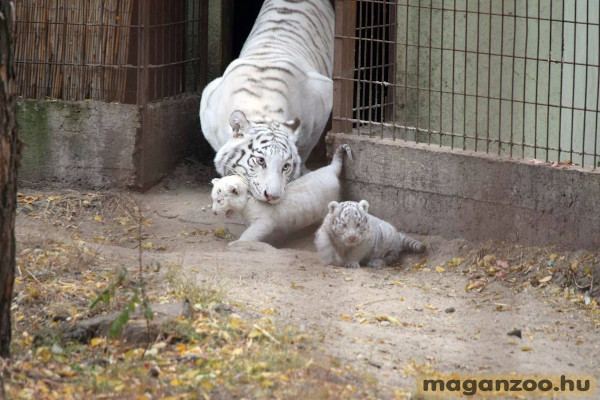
[331,144,353,176]
[399,233,426,253]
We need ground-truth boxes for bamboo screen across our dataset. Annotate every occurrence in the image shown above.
[14,0,207,104]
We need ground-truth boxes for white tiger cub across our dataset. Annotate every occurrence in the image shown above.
[200,0,334,203]
[315,200,425,268]
[212,144,352,245]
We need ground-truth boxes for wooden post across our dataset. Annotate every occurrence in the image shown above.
[0,0,22,358]
[220,0,233,69]
[135,0,150,189]
[198,0,208,91]
[332,0,356,133]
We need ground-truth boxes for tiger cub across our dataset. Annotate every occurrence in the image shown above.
[315,200,425,268]
[212,145,352,245]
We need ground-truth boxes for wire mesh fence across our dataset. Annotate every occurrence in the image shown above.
[14,0,207,104]
[333,0,600,169]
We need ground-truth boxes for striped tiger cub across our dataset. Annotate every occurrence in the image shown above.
[315,200,426,269]
[200,0,334,203]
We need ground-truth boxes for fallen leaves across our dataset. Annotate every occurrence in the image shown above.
[538,275,552,283]
[466,280,486,292]
[374,315,399,324]
[446,258,464,268]
[341,312,402,327]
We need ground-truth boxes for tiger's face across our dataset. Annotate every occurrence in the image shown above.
[211,176,248,218]
[327,200,371,247]
[214,110,302,203]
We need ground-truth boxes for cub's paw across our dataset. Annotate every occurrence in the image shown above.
[344,262,361,269]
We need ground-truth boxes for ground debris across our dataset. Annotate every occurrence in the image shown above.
[64,301,193,344]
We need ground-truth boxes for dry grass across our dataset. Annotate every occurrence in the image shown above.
[7,189,384,399]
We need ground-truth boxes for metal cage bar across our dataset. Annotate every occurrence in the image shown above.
[333,0,600,169]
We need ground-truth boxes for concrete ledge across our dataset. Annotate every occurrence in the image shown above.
[18,95,202,190]
[18,99,138,188]
[329,132,600,250]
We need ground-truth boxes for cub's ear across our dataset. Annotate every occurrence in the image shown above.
[284,118,301,143]
[229,110,250,138]
[211,178,220,185]
[358,200,369,213]
[227,183,239,195]
[327,201,339,213]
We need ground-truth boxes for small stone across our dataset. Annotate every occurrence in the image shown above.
[150,366,160,378]
[507,328,522,339]
[445,307,456,313]
[51,343,64,355]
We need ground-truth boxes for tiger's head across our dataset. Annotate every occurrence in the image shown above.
[214,110,302,203]
[326,200,371,247]
[211,175,249,218]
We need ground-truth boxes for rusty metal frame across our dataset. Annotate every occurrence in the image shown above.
[332,0,600,169]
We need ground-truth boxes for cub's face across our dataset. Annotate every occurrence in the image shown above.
[211,176,248,218]
[327,200,370,247]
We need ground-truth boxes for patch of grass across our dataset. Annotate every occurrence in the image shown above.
[164,262,226,307]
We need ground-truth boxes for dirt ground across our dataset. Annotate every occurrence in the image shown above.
[10,161,600,399]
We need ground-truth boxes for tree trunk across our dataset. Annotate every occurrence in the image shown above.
[0,0,20,358]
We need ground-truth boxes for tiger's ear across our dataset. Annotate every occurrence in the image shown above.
[358,200,369,213]
[327,201,339,213]
[226,183,239,195]
[211,178,220,185]
[284,118,301,143]
[230,110,250,138]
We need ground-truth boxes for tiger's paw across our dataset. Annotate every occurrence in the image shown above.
[367,259,385,269]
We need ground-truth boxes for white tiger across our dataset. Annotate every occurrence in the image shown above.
[315,200,426,268]
[211,144,352,245]
[200,0,334,203]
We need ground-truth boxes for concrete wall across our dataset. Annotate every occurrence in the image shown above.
[140,95,204,190]
[18,99,138,188]
[396,0,600,166]
[18,96,202,190]
[329,132,600,250]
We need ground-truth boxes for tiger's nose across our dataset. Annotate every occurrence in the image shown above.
[347,235,358,243]
[265,191,280,202]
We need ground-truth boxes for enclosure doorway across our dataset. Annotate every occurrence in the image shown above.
[232,0,264,59]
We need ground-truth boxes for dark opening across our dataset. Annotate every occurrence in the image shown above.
[354,0,395,124]
[232,0,264,58]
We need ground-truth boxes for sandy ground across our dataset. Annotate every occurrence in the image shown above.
[15,162,600,398]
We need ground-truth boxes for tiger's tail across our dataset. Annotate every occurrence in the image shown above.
[399,233,426,253]
[330,144,352,177]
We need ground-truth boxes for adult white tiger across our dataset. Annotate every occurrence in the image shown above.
[200,0,334,203]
